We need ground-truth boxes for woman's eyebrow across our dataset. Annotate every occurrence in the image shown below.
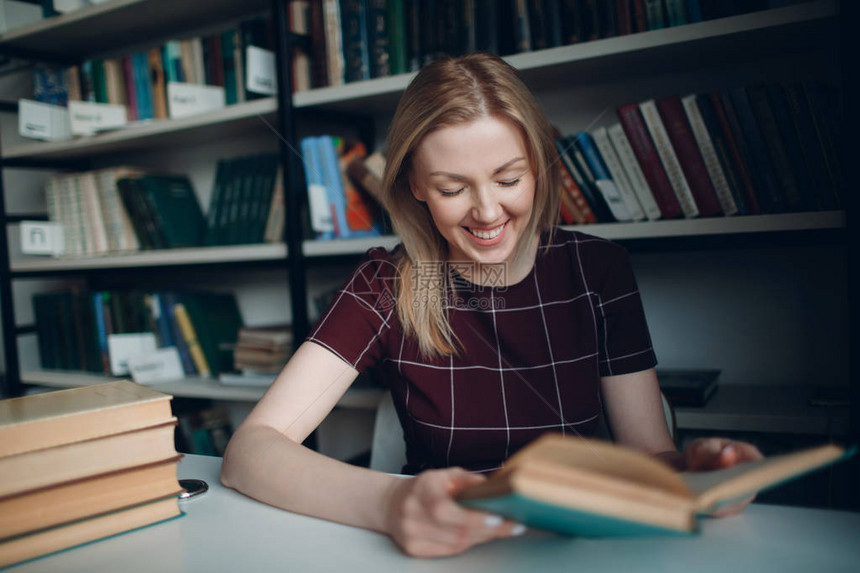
[428,157,527,180]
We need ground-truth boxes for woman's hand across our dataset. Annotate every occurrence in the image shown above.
[683,437,764,517]
[384,467,525,557]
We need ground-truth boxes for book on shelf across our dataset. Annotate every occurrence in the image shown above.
[680,94,742,216]
[590,126,646,221]
[655,95,724,217]
[171,302,211,378]
[743,85,807,213]
[337,139,382,233]
[638,99,700,218]
[23,13,277,139]
[301,134,383,240]
[175,406,233,456]
[32,288,243,378]
[456,433,854,537]
[616,102,684,219]
[0,382,183,568]
[701,92,761,215]
[781,82,839,211]
[656,368,721,407]
[605,122,662,221]
[555,137,616,223]
[237,323,293,349]
[572,131,635,222]
[723,88,785,214]
[178,292,244,377]
[282,0,773,89]
[117,173,207,249]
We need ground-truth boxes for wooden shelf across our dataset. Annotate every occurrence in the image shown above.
[0,0,268,60]
[301,212,845,258]
[1,98,277,161]
[21,370,384,409]
[10,243,287,273]
[292,0,837,115]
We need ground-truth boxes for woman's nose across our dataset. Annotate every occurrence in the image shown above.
[470,186,503,223]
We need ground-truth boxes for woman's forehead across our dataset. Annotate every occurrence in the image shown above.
[412,117,529,174]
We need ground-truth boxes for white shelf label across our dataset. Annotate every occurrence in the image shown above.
[107,332,157,376]
[129,347,185,384]
[167,82,226,119]
[246,46,277,96]
[68,101,127,136]
[18,99,71,142]
[20,221,65,256]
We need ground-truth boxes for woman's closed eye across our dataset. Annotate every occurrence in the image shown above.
[439,187,465,197]
[498,178,521,188]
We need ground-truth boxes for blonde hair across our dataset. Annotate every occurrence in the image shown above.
[380,53,560,358]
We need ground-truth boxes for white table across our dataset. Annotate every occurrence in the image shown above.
[10,454,860,572]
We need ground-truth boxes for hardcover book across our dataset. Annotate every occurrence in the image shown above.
[0,380,173,458]
[457,434,853,537]
[656,368,721,407]
[616,103,683,219]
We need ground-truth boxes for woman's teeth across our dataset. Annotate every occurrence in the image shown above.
[468,224,505,239]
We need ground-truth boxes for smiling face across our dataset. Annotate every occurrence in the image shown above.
[409,116,538,282]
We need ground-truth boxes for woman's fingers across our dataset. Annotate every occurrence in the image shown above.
[684,438,763,471]
[386,467,525,557]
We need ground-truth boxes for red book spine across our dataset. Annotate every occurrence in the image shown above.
[656,96,723,216]
[559,161,597,224]
[616,0,633,35]
[631,0,648,32]
[558,164,593,224]
[557,186,580,225]
[616,103,683,219]
[709,93,762,215]
[122,55,137,122]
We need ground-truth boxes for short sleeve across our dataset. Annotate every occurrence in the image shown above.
[590,242,657,377]
[306,248,399,372]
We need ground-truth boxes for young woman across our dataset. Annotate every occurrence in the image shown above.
[220,53,762,558]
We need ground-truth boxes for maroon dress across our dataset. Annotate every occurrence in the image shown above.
[308,228,657,474]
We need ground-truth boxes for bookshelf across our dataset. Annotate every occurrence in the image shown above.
[0,1,850,452]
[0,0,303,401]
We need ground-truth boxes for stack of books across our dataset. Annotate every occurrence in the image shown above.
[0,381,183,568]
[220,324,293,387]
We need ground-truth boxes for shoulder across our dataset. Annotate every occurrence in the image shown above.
[339,244,403,304]
[540,227,630,264]
[537,227,635,291]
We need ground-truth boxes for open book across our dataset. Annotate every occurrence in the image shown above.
[455,434,853,537]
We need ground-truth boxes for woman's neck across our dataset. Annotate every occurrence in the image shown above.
[448,233,540,287]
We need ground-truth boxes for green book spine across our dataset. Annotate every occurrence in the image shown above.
[141,175,206,248]
[236,155,259,245]
[92,59,109,103]
[387,0,406,75]
[181,293,243,376]
[205,160,228,246]
[221,30,239,105]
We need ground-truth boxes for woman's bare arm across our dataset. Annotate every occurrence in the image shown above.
[219,341,401,532]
